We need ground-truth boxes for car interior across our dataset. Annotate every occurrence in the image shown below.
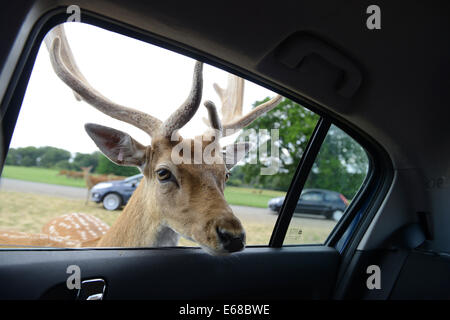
[0,0,449,303]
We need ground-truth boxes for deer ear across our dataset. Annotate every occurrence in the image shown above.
[85,123,147,167]
[222,142,252,170]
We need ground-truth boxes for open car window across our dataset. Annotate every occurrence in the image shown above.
[0,22,369,253]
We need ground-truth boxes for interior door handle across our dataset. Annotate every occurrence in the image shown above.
[86,293,103,300]
[76,279,106,300]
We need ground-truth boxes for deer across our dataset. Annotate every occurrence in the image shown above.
[0,24,282,255]
[81,166,124,204]
[0,229,83,248]
[81,165,110,204]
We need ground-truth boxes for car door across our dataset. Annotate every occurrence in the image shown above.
[122,179,138,200]
[0,2,391,304]
[296,191,326,215]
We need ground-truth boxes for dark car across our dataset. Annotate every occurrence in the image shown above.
[268,188,349,221]
[90,174,143,210]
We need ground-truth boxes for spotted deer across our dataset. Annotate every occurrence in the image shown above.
[0,25,282,254]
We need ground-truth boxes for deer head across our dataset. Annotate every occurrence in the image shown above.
[44,25,281,255]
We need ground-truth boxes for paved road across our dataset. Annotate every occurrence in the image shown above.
[0,178,88,199]
[0,178,336,229]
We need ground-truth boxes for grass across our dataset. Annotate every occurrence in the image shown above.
[2,165,286,208]
[224,186,286,208]
[2,165,86,188]
[0,191,333,247]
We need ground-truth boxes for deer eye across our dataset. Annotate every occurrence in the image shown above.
[156,168,172,182]
[225,172,231,181]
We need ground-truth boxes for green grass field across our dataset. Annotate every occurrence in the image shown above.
[224,186,285,208]
[2,165,86,188]
[2,165,286,208]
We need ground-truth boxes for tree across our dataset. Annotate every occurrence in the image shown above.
[5,146,71,168]
[4,148,18,165]
[14,146,41,167]
[233,98,369,196]
[305,125,368,199]
[72,151,101,171]
[38,146,71,168]
[235,97,319,191]
[21,156,36,167]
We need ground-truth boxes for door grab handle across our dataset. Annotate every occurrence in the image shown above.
[76,278,106,300]
[86,293,104,300]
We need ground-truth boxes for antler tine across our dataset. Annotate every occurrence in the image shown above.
[213,74,282,137]
[222,94,282,135]
[161,61,203,138]
[213,75,244,125]
[203,100,222,138]
[45,25,162,137]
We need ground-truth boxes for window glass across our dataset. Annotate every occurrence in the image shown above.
[300,191,324,202]
[0,22,322,251]
[0,23,369,252]
[284,124,369,245]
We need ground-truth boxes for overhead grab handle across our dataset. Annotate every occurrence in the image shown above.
[258,32,363,113]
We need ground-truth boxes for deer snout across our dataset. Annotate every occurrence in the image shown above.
[216,226,246,253]
[213,214,246,253]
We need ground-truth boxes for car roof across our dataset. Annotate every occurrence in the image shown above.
[124,173,144,182]
[301,188,341,195]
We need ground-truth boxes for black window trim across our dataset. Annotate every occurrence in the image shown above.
[0,8,394,257]
[269,117,331,247]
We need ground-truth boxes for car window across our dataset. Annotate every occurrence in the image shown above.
[324,193,340,202]
[284,124,369,245]
[300,191,323,201]
[0,22,370,253]
[0,22,322,250]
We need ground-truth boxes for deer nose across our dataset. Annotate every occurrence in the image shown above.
[216,227,245,253]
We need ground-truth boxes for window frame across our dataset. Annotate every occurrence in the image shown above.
[0,8,394,257]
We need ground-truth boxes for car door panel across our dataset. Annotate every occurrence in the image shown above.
[0,246,340,300]
[296,193,325,214]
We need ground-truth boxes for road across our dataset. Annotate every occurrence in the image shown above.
[0,178,336,229]
[0,177,87,199]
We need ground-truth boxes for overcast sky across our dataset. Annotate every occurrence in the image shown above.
[10,22,277,155]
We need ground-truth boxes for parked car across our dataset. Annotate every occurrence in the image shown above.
[268,188,349,221]
[90,174,143,210]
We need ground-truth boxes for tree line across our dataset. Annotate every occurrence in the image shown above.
[5,146,139,176]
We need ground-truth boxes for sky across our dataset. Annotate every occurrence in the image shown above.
[9,22,277,155]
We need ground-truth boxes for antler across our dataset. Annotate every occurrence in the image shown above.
[212,74,282,137]
[160,62,203,138]
[45,25,203,139]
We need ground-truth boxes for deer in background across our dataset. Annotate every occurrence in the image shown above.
[81,166,106,204]
[81,166,126,204]
[0,25,282,254]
